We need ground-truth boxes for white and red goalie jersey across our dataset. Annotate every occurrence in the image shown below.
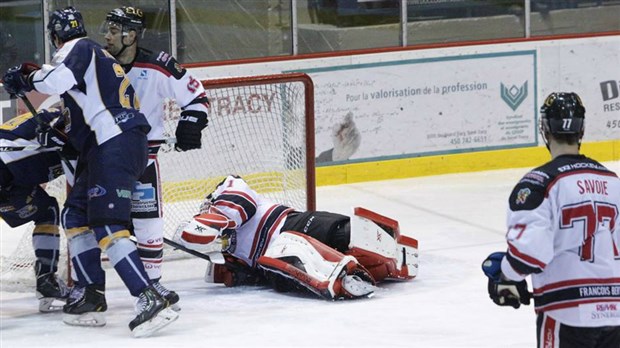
[501,154,620,327]
[176,175,419,300]
[123,47,210,141]
[200,175,295,268]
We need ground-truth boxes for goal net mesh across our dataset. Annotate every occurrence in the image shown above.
[1,73,315,292]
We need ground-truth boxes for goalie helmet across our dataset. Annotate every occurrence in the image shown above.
[539,92,585,146]
[105,6,146,36]
[47,7,87,47]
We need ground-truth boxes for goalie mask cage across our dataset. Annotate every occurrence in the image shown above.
[0,72,316,291]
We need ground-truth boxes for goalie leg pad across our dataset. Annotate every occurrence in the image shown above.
[257,231,375,300]
[347,207,419,281]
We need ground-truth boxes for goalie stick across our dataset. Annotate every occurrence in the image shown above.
[163,237,212,262]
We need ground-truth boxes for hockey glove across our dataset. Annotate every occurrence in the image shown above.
[482,252,531,309]
[2,63,39,97]
[175,110,208,151]
[36,110,68,149]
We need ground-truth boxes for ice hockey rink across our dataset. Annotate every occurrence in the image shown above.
[1,161,619,348]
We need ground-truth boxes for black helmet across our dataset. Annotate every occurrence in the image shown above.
[47,6,87,47]
[105,6,146,35]
[539,92,585,144]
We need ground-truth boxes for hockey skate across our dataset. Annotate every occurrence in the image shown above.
[36,273,70,312]
[62,284,107,327]
[129,285,179,338]
[152,281,181,312]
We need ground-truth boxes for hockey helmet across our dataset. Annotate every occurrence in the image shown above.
[539,92,585,146]
[47,7,87,47]
[105,6,146,36]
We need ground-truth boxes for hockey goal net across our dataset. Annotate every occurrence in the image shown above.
[0,72,315,291]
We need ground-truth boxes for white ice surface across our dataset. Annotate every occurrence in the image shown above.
[1,161,618,348]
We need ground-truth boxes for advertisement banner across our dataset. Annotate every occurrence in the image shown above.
[303,51,538,164]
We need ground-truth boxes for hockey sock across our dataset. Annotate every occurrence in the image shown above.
[94,225,151,296]
[137,244,163,280]
[67,228,106,286]
[32,224,61,275]
[133,218,165,280]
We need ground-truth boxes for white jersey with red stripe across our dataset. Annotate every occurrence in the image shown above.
[206,175,295,268]
[500,154,620,327]
[122,48,210,141]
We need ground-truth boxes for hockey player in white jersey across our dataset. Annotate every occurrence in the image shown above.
[482,92,620,347]
[2,6,178,337]
[101,6,210,310]
[174,175,419,300]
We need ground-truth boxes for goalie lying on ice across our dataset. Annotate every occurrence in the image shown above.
[173,175,419,300]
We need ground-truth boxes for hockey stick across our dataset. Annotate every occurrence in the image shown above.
[163,237,212,262]
[149,138,177,145]
[0,144,42,152]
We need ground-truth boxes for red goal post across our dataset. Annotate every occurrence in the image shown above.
[0,72,316,290]
[159,72,317,243]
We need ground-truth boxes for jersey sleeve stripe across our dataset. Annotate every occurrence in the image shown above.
[507,243,546,272]
[213,192,257,223]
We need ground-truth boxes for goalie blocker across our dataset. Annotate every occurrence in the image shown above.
[176,207,419,300]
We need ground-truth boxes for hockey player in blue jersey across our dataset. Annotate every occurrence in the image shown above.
[100,6,211,310]
[0,110,69,312]
[482,92,620,347]
[2,6,178,337]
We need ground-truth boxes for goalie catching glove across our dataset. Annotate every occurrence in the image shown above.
[482,252,531,309]
[175,109,208,151]
[172,212,233,264]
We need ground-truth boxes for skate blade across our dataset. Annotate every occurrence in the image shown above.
[63,312,107,327]
[39,298,66,313]
[342,275,376,298]
[131,307,179,338]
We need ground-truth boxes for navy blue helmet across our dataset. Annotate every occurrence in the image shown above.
[47,6,87,47]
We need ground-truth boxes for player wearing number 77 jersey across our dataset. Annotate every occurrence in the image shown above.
[482,92,620,348]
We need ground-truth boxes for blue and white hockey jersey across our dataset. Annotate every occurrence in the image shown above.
[501,154,620,327]
[0,111,62,187]
[30,37,150,155]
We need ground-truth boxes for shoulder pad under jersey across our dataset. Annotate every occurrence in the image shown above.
[508,162,556,211]
[137,48,187,80]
